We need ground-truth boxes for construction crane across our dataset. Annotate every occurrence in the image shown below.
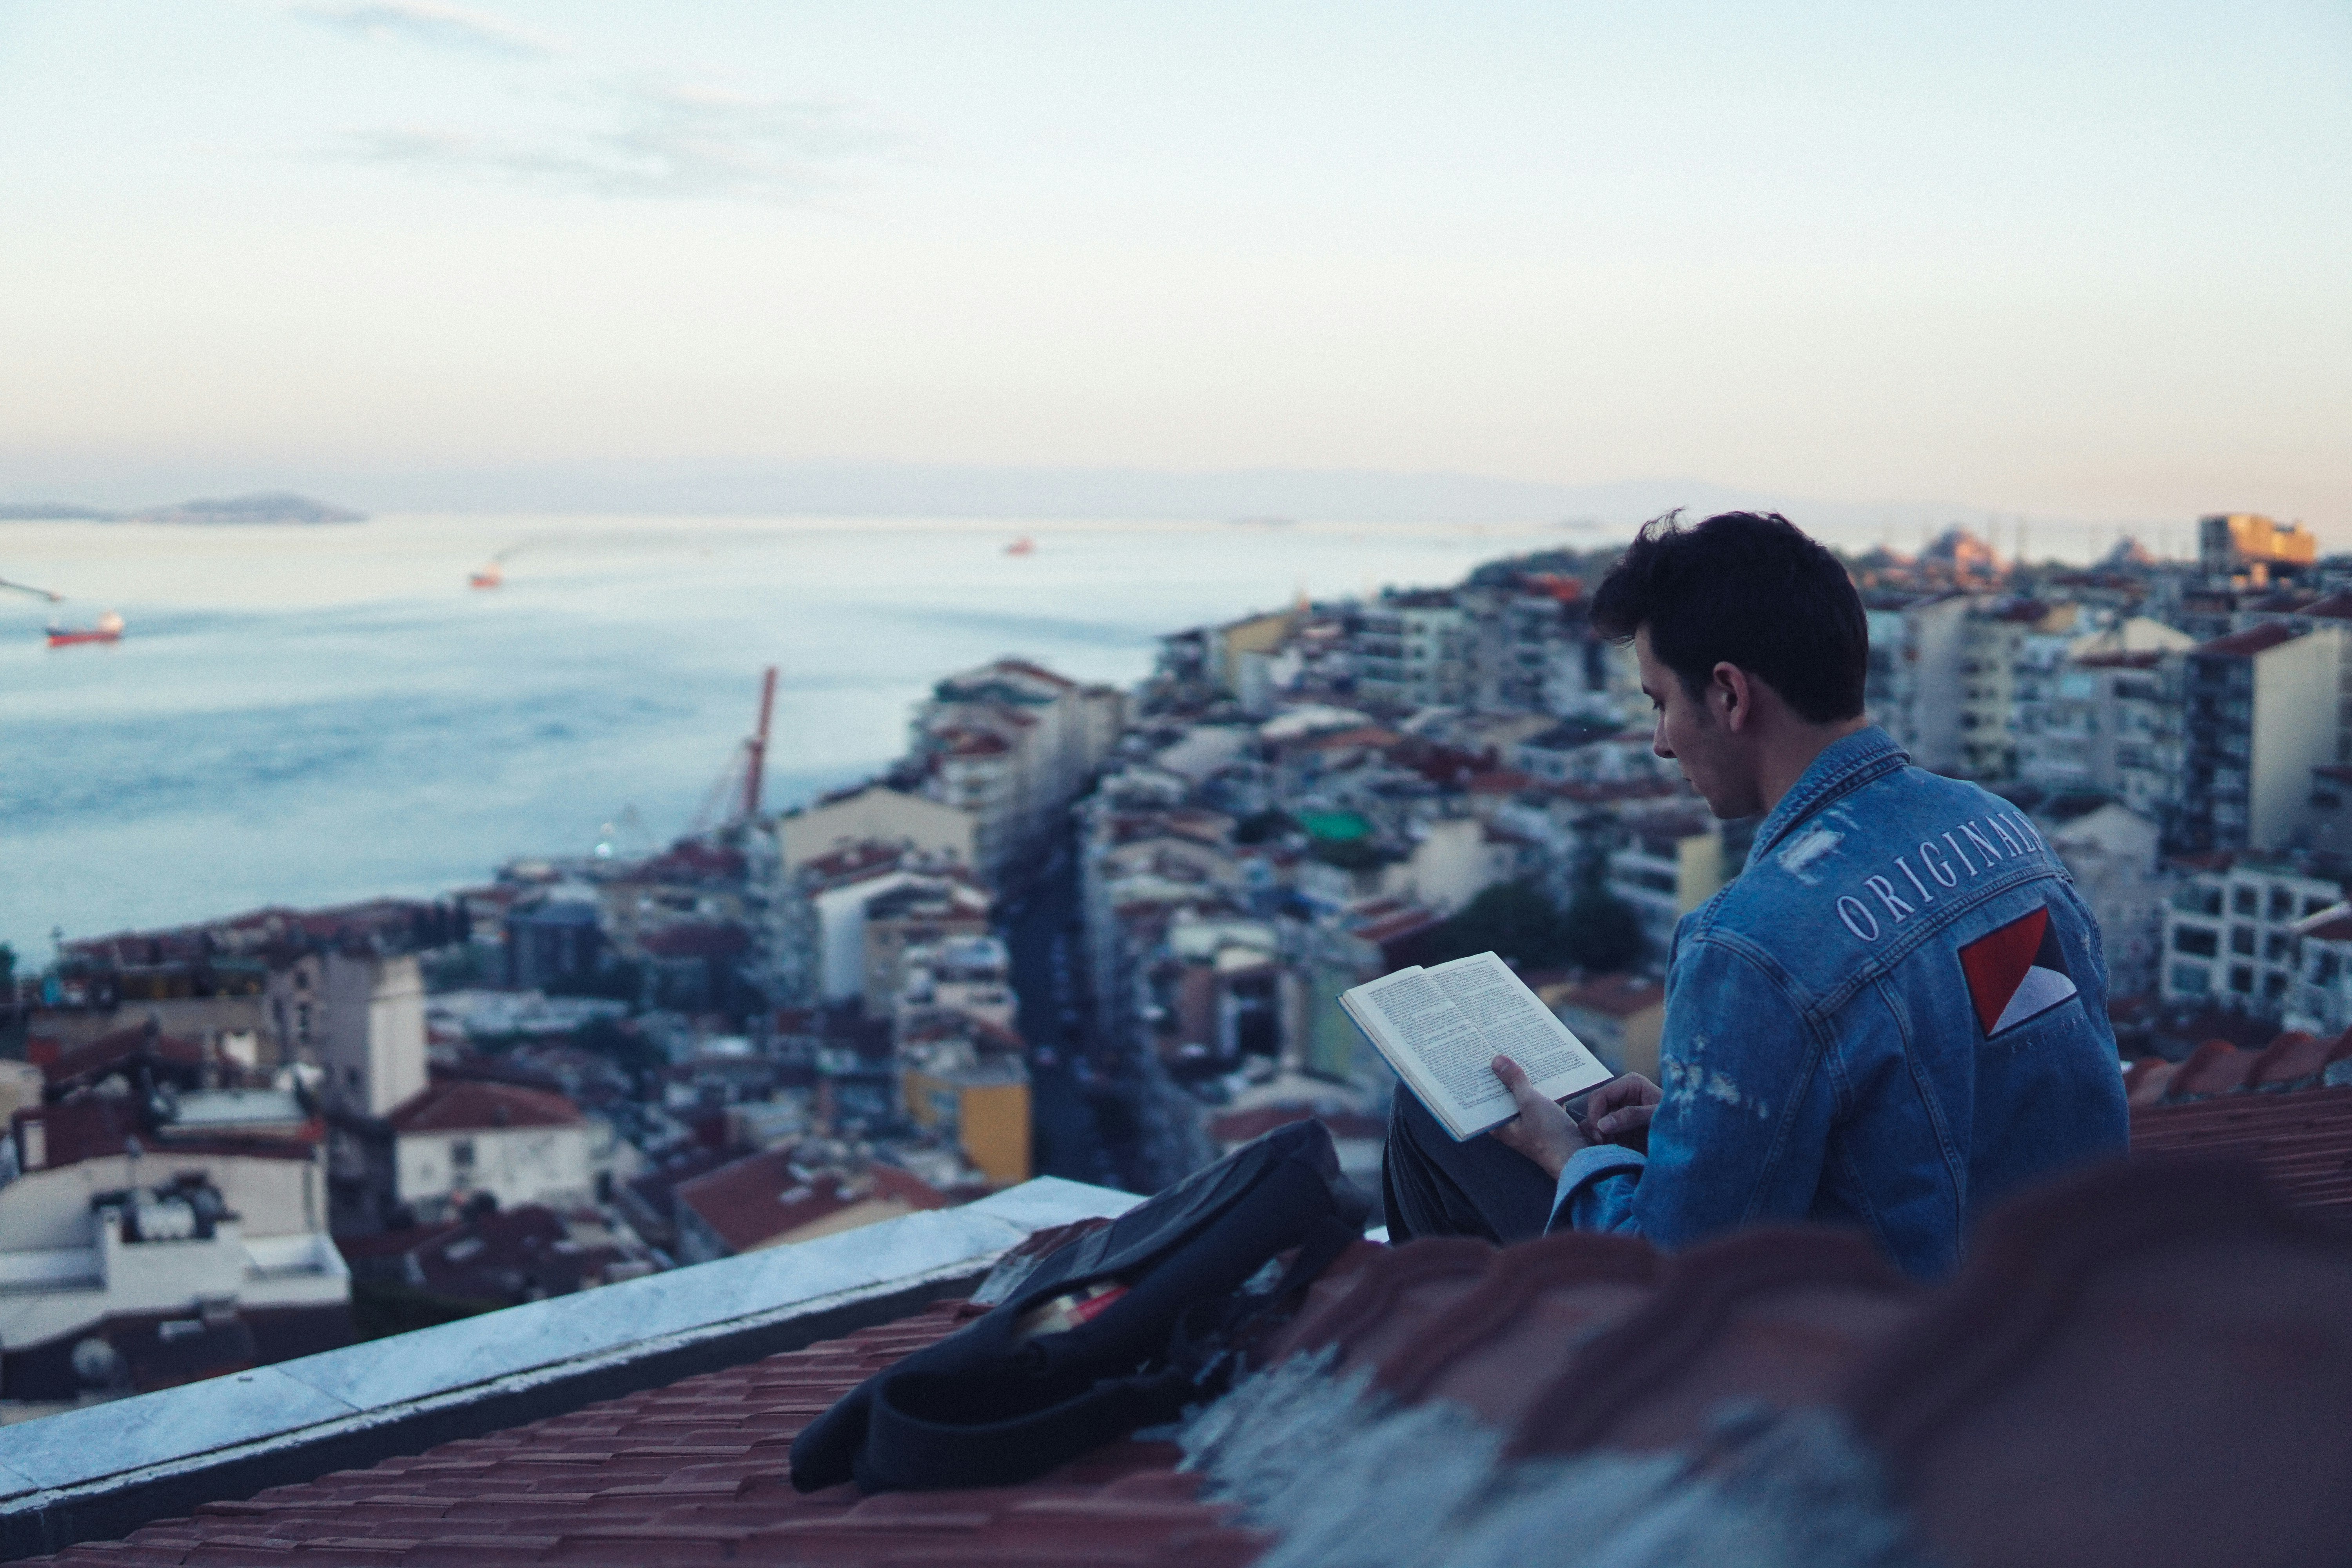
[685,667,780,837]
[0,576,62,603]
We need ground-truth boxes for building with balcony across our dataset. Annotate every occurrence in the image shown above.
[2179,624,2347,852]
[1352,590,1470,712]
[1606,815,1729,960]
[1864,592,1967,775]
[2161,855,2346,1019]
[910,660,1123,891]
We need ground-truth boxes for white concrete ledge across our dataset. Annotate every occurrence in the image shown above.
[0,1175,1139,1561]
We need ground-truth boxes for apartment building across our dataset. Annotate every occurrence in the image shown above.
[1,1096,347,1400]
[1353,590,1471,711]
[2180,624,2347,852]
[1606,814,1729,960]
[911,659,1123,889]
[2161,856,2345,1018]
[2038,801,2168,998]
[773,783,976,877]
[1960,602,2077,781]
[1864,593,1968,775]
[2200,512,2318,589]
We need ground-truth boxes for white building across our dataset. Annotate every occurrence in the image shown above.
[2286,906,2352,1038]
[2038,802,2169,998]
[1377,815,1517,917]
[1354,592,1471,711]
[2161,856,2346,1019]
[388,1078,595,1223]
[772,784,976,875]
[319,951,427,1120]
[911,660,1123,889]
[0,1096,346,1399]
[2181,624,2349,853]
[1960,601,2077,782]
[1865,593,1969,775]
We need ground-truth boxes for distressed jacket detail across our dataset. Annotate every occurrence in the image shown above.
[1550,726,2129,1278]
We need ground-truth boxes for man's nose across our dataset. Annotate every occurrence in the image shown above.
[1651,715,1672,759]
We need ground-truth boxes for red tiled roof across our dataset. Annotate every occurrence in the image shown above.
[638,922,751,960]
[1465,768,1536,794]
[2124,1029,2352,1109]
[13,1098,319,1170]
[2132,1089,2352,1217]
[987,657,1080,690]
[2194,622,2301,658]
[25,1302,1259,1568]
[32,1154,2352,1566]
[387,1079,584,1135]
[2123,1029,2352,1218]
[2302,588,2352,621]
[1287,725,1401,753]
[404,1205,635,1300]
[44,1025,204,1086]
[673,1151,951,1255]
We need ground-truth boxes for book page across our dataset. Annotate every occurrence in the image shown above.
[1427,952,1611,1102]
[1348,965,1515,1133]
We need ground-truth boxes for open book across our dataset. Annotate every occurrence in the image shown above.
[1341,951,1615,1140]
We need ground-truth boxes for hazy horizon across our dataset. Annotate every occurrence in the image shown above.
[3,2,2345,531]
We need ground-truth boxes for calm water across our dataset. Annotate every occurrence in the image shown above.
[0,514,1587,961]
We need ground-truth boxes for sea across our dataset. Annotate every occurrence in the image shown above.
[0,513,1630,964]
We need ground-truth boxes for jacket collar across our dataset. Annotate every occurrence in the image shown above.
[1746,726,1911,864]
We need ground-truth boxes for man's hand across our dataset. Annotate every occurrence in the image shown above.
[1584,1074,1662,1151]
[1487,1055,1591,1180]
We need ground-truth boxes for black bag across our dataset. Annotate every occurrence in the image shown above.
[788,1118,1369,1492]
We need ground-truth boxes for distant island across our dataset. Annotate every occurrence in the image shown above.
[0,492,367,524]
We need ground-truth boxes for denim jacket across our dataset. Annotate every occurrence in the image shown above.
[1551,726,2128,1278]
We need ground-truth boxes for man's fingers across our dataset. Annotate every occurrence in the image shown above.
[1491,1055,1544,1112]
[1593,1103,1655,1137]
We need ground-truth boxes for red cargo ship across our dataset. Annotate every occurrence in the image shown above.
[47,610,123,648]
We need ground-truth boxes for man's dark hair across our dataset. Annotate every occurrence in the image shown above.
[1589,511,1867,723]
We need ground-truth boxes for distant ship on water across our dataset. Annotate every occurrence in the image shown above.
[47,610,123,648]
[470,563,503,589]
[1005,536,1035,557]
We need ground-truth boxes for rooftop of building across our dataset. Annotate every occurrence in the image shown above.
[12,1096,321,1172]
[672,1148,953,1256]
[19,1140,2352,1568]
[2192,621,2304,659]
[387,1079,585,1136]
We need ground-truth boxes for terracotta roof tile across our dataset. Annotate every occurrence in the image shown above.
[387,1080,585,1135]
[35,1149,2352,1568]
[2194,622,2302,658]
[671,1151,951,1255]
[13,1097,320,1169]
[31,1300,1259,1566]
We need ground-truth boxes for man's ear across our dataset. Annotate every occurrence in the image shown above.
[1712,662,1753,731]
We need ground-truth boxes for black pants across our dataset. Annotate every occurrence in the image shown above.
[1380,1085,1559,1245]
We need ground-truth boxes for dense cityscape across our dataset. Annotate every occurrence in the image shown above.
[3,506,2344,1420]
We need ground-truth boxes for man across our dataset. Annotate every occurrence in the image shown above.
[1381,511,2128,1278]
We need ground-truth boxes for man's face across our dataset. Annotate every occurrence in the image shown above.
[1634,626,1758,818]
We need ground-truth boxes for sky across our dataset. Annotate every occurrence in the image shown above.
[1,1,2347,530]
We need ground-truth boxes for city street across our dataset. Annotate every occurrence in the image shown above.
[1003,828,1150,1191]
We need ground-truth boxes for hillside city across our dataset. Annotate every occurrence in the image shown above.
[5,507,2348,1420]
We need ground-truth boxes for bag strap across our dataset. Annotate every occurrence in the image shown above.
[1166,1211,1363,1397]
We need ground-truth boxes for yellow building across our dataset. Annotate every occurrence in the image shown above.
[902,1058,1031,1188]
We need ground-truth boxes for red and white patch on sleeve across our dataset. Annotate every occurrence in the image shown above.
[1958,903,2078,1036]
